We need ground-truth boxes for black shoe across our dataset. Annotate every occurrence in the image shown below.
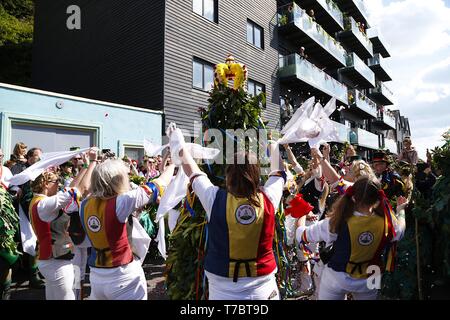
[29,277,45,289]
[0,284,11,300]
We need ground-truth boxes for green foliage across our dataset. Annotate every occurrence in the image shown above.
[382,130,450,299]
[0,187,20,264]
[0,0,34,85]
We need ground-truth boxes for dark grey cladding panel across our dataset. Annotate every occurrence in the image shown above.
[163,0,280,135]
[32,0,165,109]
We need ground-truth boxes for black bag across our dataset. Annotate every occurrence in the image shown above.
[68,213,86,245]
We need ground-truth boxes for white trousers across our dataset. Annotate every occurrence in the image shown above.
[318,265,378,300]
[71,246,89,299]
[89,259,147,300]
[37,259,75,300]
[208,274,280,300]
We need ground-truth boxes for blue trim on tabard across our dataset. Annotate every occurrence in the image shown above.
[145,182,159,203]
[328,223,351,273]
[204,188,229,277]
[80,199,97,267]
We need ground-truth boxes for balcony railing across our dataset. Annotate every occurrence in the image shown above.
[348,89,377,118]
[385,138,398,154]
[317,0,344,30]
[342,15,373,58]
[367,27,391,58]
[378,109,396,129]
[369,80,394,105]
[330,120,350,143]
[278,3,347,66]
[353,0,370,23]
[279,54,348,104]
[368,53,392,81]
[354,128,380,149]
[343,52,375,87]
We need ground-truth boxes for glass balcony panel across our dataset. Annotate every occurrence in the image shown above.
[353,0,370,23]
[356,128,379,149]
[368,53,393,79]
[279,54,348,104]
[278,3,346,65]
[344,16,373,56]
[346,53,375,86]
[348,89,377,117]
[317,0,344,29]
[330,120,350,143]
[385,138,398,154]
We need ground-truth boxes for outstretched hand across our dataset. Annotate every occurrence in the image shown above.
[396,196,408,213]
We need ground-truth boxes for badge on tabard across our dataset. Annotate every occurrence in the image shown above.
[87,216,101,233]
[235,205,257,225]
[358,231,374,246]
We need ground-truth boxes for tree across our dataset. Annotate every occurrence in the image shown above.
[0,0,34,86]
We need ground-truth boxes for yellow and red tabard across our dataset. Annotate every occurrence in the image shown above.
[204,189,277,282]
[29,195,73,260]
[327,214,392,279]
[80,197,134,268]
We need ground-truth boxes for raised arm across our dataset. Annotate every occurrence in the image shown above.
[311,147,340,185]
[77,149,99,196]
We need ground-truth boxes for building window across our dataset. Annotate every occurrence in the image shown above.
[193,58,215,91]
[247,79,265,97]
[193,0,218,23]
[246,20,264,49]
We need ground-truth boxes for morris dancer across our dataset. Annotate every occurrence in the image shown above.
[80,158,174,300]
[167,123,285,300]
[296,176,407,300]
[29,168,89,300]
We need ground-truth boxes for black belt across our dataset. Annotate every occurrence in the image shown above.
[230,259,255,282]
[94,247,111,266]
[348,260,372,275]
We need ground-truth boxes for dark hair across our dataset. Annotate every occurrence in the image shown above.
[225,151,261,207]
[328,176,383,233]
[27,147,42,159]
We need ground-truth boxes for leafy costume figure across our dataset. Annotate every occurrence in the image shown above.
[165,55,293,300]
[0,186,20,299]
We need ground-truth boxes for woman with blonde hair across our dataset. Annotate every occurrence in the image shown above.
[315,144,375,195]
[29,148,95,300]
[80,158,174,300]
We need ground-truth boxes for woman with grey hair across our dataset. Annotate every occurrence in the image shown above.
[80,158,174,300]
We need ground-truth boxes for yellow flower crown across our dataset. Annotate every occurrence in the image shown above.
[214,55,248,90]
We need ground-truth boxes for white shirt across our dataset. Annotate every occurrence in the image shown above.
[192,175,284,293]
[34,191,75,223]
[296,211,406,247]
[1,166,13,188]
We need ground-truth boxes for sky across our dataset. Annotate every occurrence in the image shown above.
[365,0,450,159]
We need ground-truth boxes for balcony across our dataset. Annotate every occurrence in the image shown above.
[367,27,391,58]
[336,0,370,27]
[330,120,350,143]
[385,138,398,154]
[338,16,374,59]
[353,128,380,150]
[279,53,348,104]
[278,2,347,67]
[348,89,377,118]
[339,52,375,88]
[368,81,394,105]
[368,53,392,82]
[373,108,396,130]
[298,0,345,32]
